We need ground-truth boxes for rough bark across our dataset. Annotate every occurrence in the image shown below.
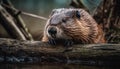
[0,38,120,66]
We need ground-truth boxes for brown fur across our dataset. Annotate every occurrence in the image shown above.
[42,8,106,44]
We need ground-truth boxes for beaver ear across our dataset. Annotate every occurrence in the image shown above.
[75,10,81,19]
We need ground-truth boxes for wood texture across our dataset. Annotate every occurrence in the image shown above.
[0,38,120,65]
[0,5,26,40]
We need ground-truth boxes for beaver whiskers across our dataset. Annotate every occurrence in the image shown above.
[42,8,106,46]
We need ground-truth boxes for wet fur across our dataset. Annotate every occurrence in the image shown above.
[42,8,106,45]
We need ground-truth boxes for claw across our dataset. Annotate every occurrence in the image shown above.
[48,39,56,46]
[64,39,74,47]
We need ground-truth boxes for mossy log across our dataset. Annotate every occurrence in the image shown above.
[0,38,120,65]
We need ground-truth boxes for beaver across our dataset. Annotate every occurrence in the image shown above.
[42,8,106,46]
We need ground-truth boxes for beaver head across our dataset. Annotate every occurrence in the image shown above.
[42,8,105,46]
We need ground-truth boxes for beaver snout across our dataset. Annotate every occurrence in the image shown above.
[48,27,57,38]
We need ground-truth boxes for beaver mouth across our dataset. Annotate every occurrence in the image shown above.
[51,34,56,38]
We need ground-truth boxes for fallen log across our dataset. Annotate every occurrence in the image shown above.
[0,38,120,66]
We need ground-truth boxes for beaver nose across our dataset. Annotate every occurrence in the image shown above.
[48,27,57,36]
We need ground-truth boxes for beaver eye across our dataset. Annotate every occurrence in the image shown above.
[62,19,66,23]
[76,10,81,19]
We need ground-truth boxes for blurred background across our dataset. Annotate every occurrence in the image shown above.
[0,0,119,43]
[0,0,71,40]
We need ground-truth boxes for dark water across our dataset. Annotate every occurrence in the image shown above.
[0,63,119,69]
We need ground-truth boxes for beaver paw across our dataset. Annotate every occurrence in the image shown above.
[48,39,56,46]
[64,39,74,47]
